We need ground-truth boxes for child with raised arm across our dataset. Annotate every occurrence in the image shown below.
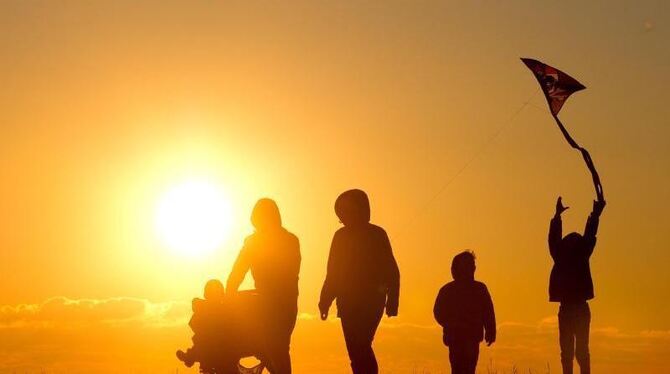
[549,197,605,374]
[433,251,495,374]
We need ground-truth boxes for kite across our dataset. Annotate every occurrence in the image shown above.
[521,58,604,202]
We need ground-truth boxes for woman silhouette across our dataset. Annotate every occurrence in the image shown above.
[227,198,301,374]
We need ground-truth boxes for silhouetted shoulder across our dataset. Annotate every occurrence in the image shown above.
[369,223,387,235]
[243,234,256,247]
[285,230,299,244]
[192,298,205,312]
[368,224,391,243]
[474,280,489,291]
[333,226,348,237]
[439,281,457,293]
[439,281,488,294]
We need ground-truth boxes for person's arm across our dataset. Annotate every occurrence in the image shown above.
[433,288,448,327]
[382,231,400,317]
[549,197,568,260]
[288,235,302,281]
[319,233,341,320]
[583,199,606,256]
[483,285,496,346]
[226,242,252,293]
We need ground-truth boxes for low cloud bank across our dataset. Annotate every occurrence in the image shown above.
[1,298,669,373]
[0,297,189,329]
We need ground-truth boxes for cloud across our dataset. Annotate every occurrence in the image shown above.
[2,299,670,374]
[0,297,194,373]
[0,297,189,329]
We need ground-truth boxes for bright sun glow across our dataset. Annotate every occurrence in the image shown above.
[155,180,233,257]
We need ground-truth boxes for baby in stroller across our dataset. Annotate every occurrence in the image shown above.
[176,280,266,373]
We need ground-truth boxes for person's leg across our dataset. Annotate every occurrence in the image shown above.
[464,341,480,374]
[448,340,466,374]
[341,308,383,374]
[559,304,576,374]
[342,315,367,374]
[575,303,591,374]
[266,349,291,374]
[265,306,297,374]
[447,342,458,374]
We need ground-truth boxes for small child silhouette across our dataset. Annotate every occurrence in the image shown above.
[549,197,605,374]
[176,279,227,371]
[433,251,496,374]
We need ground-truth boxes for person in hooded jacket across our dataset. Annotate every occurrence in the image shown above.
[433,251,495,374]
[319,189,400,374]
[227,198,301,374]
[549,197,605,374]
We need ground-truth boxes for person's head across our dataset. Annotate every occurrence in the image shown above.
[251,198,282,231]
[335,189,370,226]
[451,250,476,281]
[561,232,583,251]
[204,279,225,301]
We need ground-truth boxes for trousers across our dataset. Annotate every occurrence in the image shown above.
[558,302,591,374]
[340,303,384,374]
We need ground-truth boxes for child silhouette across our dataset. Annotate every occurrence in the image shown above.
[549,197,605,374]
[176,279,229,372]
[433,251,496,374]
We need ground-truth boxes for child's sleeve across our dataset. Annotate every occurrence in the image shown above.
[483,285,496,343]
[433,287,448,328]
[319,232,342,311]
[582,212,600,257]
[381,231,400,316]
[548,215,562,260]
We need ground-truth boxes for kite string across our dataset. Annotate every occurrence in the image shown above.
[400,93,537,235]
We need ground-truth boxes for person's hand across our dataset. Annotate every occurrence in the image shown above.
[593,199,606,216]
[555,196,569,217]
[485,334,496,346]
[319,304,329,321]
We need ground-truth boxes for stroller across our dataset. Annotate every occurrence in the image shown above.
[178,290,269,374]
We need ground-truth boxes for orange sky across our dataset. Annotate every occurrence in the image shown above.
[1,1,669,373]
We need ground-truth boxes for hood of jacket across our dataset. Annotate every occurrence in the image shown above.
[335,189,370,226]
[251,198,282,231]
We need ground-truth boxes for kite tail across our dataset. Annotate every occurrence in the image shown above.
[552,114,605,202]
[552,113,580,149]
[580,147,605,202]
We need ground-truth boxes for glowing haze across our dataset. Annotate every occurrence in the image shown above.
[155,179,233,257]
[0,1,668,373]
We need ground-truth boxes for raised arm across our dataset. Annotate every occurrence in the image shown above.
[549,197,568,259]
[226,242,252,293]
[583,199,606,256]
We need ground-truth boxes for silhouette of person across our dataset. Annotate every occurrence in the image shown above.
[176,279,232,372]
[549,197,605,374]
[319,189,400,374]
[227,198,301,374]
[433,251,496,374]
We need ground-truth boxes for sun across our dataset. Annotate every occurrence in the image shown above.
[155,180,233,257]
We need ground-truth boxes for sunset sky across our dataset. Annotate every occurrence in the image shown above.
[1,1,669,373]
